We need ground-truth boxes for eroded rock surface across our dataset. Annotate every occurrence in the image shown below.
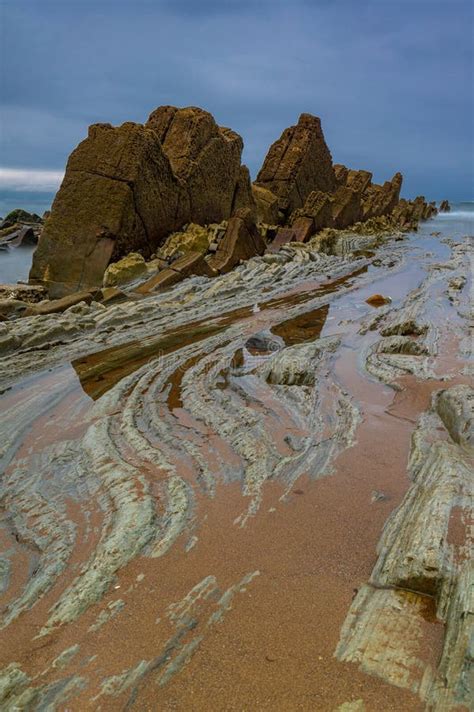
[29,107,253,297]
[30,121,184,297]
[337,382,474,710]
[255,113,336,217]
[146,105,252,225]
[1,161,471,710]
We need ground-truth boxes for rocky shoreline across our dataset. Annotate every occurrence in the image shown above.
[2,106,448,314]
[0,108,471,712]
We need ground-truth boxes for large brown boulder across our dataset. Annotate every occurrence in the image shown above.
[30,106,255,297]
[30,122,185,297]
[209,208,266,274]
[255,113,336,217]
[146,105,252,225]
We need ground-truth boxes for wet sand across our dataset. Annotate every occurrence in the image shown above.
[0,222,471,710]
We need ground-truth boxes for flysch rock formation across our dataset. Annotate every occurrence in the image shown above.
[336,384,473,710]
[0,107,469,710]
[29,107,255,297]
[25,106,445,303]
[254,113,336,217]
[335,238,473,711]
[0,211,472,709]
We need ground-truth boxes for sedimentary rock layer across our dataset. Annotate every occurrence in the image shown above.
[1,209,471,709]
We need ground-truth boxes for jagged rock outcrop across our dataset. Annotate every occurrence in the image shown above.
[27,106,441,298]
[439,199,451,212]
[0,209,43,229]
[232,165,257,219]
[146,105,253,225]
[289,182,361,233]
[361,172,403,221]
[334,165,372,195]
[30,107,254,297]
[290,190,333,234]
[254,113,336,217]
[290,165,402,233]
[209,208,265,273]
[30,121,185,297]
[391,196,438,228]
[330,186,362,229]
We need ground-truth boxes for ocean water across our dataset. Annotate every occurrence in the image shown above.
[0,190,55,220]
[0,245,37,285]
[0,200,472,287]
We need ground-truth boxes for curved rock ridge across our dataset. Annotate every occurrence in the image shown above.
[0,241,380,640]
[1,210,470,708]
[336,383,474,710]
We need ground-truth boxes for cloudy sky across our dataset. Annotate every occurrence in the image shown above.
[1,0,473,200]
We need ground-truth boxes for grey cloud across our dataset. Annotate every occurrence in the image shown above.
[0,0,472,200]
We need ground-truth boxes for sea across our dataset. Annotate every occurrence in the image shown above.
[0,189,55,284]
[0,192,473,286]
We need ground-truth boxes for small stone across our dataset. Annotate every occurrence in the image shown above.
[365,294,392,307]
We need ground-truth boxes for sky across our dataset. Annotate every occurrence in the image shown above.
[0,0,473,203]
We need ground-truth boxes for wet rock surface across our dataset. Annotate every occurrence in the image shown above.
[0,185,472,708]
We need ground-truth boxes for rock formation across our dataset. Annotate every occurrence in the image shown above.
[30,121,184,297]
[209,208,266,274]
[103,253,148,287]
[290,190,333,233]
[252,184,280,224]
[361,173,403,220]
[25,106,443,300]
[146,106,252,225]
[254,113,336,217]
[439,199,451,212]
[30,107,254,297]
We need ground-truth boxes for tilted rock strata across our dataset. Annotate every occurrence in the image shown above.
[336,384,474,709]
[30,121,184,297]
[27,105,440,300]
[255,113,336,217]
[252,184,280,225]
[30,107,254,297]
[0,226,470,707]
[146,105,253,225]
[209,208,266,274]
